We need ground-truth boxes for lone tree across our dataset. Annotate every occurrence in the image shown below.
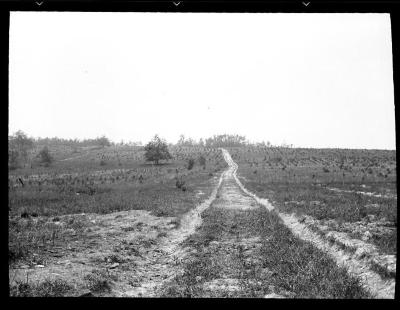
[97,136,111,148]
[144,135,172,165]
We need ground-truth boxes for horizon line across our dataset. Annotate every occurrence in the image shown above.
[8,131,396,151]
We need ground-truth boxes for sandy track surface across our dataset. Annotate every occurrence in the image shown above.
[220,148,396,299]
[326,187,396,199]
[214,177,258,211]
[116,168,230,296]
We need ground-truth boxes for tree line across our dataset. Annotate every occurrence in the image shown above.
[176,134,273,147]
[8,130,292,169]
[34,136,112,148]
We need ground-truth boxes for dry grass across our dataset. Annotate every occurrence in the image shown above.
[9,146,227,270]
[161,203,370,298]
[230,146,396,255]
[10,277,74,297]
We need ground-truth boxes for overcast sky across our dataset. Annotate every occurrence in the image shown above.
[9,12,395,149]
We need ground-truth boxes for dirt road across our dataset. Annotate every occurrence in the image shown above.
[117,168,228,296]
[10,149,395,298]
[219,148,395,299]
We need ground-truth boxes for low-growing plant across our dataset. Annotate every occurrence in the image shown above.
[10,278,73,297]
[84,269,115,293]
[187,158,195,170]
[38,146,53,167]
[198,155,206,169]
[175,176,186,189]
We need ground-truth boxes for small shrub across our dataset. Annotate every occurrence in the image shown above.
[10,278,73,297]
[84,270,113,293]
[155,209,168,217]
[104,254,124,264]
[38,146,53,167]
[176,177,185,189]
[34,278,73,297]
[20,210,30,218]
[187,158,195,170]
[198,156,206,168]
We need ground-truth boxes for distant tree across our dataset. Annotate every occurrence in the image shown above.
[8,130,34,168]
[38,146,53,167]
[97,136,111,147]
[144,135,172,165]
[177,134,196,146]
[204,134,248,147]
[177,134,186,146]
[8,149,20,170]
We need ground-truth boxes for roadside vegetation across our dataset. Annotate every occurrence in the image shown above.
[230,146,396,257]
[9,132,229,274]
[9,132,396,297]
[161,194,370,298]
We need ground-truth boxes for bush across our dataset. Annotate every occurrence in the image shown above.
[175,177,186,190]
[198,155,206,168]
[10,278,73,297]
[38,146,53,167]
[84,269,116,293]
[187,158,195,170]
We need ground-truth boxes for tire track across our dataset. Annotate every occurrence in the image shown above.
[220,148,396,299]
[118,167,231,297]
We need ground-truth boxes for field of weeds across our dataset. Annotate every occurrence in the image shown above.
[9,145,227,219]
[9,145,227,296]
[230,146,396,281]
[160,178,370,298]
[9,144,396,297]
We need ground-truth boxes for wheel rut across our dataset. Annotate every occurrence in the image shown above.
[220,148,396,299]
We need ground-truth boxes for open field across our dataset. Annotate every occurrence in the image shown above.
[9,146,227,274]
[229,146,397,280]
[160,171,370,298]
[9,145,396,298]
[8,10,396,298]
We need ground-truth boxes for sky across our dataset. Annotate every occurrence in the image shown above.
[9,12,396,149]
